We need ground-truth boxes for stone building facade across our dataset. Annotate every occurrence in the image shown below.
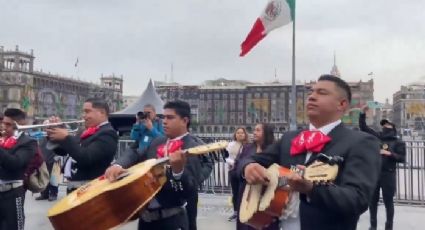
[156,76,374,133]
[393,82,425,136]
[0,45,123,120]
[156,81,308,133]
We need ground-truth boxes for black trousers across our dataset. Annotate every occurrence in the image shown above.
[0,186,25,230]
[186,194,198,230]
[138,209,189,230]
[229,170,240,212]
[369,171,396,229]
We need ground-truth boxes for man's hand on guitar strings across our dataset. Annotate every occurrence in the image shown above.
[169,149,186,174]
[287,165,313,195]
[105,164,127,182]
[244,163,269,185]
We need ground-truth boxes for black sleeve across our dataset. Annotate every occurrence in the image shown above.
[0,140,37,171]
[238,141,282,179]
[389,140,406,163]
[308,134,381,217]
[198,154,213,183]
[57,130,118,168]
[159,155,201,200]
[359,113,380,138]
[192,136,213,183]
[115,145,148,168]
[53,147,68,156]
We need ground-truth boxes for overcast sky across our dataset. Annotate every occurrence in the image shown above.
[1,0,424,102]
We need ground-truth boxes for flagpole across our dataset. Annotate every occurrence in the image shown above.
[289,9,297,131]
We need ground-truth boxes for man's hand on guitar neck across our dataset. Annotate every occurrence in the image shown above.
[169,150,186,175]
[244,163,269,185]
[287,165,313,195]
[105,164,127,182]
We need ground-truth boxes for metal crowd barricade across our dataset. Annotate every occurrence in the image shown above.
[97,136,425,206]
[395,141,425,205]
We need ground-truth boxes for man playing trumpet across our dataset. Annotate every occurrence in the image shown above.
[0,108,37,230]
[46,98,118,193]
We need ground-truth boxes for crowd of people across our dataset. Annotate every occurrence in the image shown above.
[0,74,407,230]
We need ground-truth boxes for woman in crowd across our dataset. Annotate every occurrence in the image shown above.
[226,127,250,221]
[234,123,277,230]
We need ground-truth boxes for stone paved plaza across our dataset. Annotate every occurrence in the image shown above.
[25,190,425,230]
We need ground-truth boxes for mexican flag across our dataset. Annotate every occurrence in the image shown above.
[240,0,295,57]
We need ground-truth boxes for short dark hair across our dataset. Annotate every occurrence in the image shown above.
[318,74,352,103]
[85,98,110,115]
[4,108,26,121]
[164,100,191,128]
[144,104,156,112]
[260,123,275,150]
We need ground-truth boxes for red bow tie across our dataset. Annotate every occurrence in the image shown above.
[0,137,17,149]
[157,139,184,158]
[80,127,99,140]
[290,130,331,156]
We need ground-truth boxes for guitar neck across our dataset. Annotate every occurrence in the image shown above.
[154,148,190,166]
[154,141,229,166]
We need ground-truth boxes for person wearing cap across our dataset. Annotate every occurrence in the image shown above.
[360,105,406,230]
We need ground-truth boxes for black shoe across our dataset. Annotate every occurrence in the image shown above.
[368,227,376,230]
[48,195,57,201]
[228,213,237,221]
[35,195,48,201]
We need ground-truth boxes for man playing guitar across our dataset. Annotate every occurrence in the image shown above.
[106,100,208,230]
[242,75,381,230]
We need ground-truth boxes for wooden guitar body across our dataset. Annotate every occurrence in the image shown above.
[240,158,340,230]
[48,159,166,230]
[47,141,229,230]
[240,164,292,229]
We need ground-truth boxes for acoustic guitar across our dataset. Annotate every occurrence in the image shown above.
[47,141,229,230]
[239,154,343,230]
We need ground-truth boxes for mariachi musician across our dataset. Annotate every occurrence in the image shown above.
[105,100,209,230]
[0,108,37,230]
[242,75,381,230]
[46,98,118,193]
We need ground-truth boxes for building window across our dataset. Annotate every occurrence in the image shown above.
[238,100,244,110]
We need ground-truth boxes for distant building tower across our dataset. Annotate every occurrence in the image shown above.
[100,74,124,112]
[330,52,341,77]
[0,45,35,72]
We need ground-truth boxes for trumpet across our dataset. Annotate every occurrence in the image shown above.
[15,120,85,131]
[16,120,85,150]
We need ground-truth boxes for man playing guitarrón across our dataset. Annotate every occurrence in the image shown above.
[105,100,205,230]
[242,75,381,230]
